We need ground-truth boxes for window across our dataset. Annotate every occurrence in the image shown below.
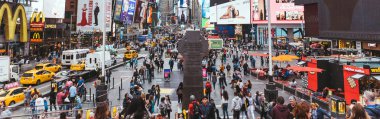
[12,66,19,73]
[22,73,33,77]
[36,71,43,75]
[90,58,92,64]
[63,55,66,59]
[76,54,80,59]
[95,58,97,64]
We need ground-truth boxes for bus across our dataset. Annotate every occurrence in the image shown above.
[61,49,90,66]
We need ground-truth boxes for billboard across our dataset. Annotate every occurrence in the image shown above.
[77,0,112,32]
[114,0,123,21]
[209,6,216,22]
[43,0,66,18]
[126,0,136,24]
[178,8,188,24]
[134,0,142,23]
[121,0,129,23]
[251,0,304,24]
[216,0,251,24]
[201,0,211,28]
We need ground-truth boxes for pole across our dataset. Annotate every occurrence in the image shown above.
[266,0,273,81]
[70,15,73,50]
[102,1,106,77]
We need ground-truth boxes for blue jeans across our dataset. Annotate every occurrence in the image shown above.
[222,103,229,119]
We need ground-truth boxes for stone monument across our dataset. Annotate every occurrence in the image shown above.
[177,30,209,108]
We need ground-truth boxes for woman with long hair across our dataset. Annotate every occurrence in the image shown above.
[221,90,229,119]
[293,101,311,119]
[176,82,183,103]
[349,103,370,119]
[126,97,151,119]
[155,85,161,106]
[95,102,111,119]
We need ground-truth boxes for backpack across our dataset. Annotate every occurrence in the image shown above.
[159,103,167,116]
[206,83,212,93]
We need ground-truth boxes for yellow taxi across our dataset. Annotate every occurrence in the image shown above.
[0,87,37,106]
[70,60,85,71]
[20,70,55,85]
[123,50,138,61]
[35,63,62,73]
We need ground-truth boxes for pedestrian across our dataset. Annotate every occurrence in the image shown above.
[49,90,57,111]
[35,95,44,115]
[243,62,249,75]
[211,72,217,90]
[148,95,155,113]
[246,93,255,119]
[155,85,161,106]
[288,96,297,118]
[106,70,111,84]
[348,103,371,119]
[250,56,255,68]
[176,82,183,103]
[293,101,311,119]
[260,56,264,67]
[169,58,174,71]
[160,59,164,72]
[271,96,291,119]
[123,93,131,110]
[56,90,65,110]
[95,102,112,119]
[362,91,380,119]
[24,86,32,108]
[219,71,227,88]
[159,97,168,117]
[221,90,229,119]
[188,95,201,119]
[226,63,231,77]
[200,97,211,119]
[232,92,242,119]
[210,99,220,119]
[77,77,85,97]
[69,84,77,109]
[205,81,212,100]
[240,96,248,119]
[260,94,269,119]
[310,103,331,119]
[165,95,172,119]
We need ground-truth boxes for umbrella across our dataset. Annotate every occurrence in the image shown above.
[277,55,299,60]
[272,56,294,62]
[286,66,323,73]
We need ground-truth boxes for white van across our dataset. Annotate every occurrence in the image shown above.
[85,51,113,71]
[61,49,90,66]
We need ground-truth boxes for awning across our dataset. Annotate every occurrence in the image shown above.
[372,75,380,81]
[351,74,365,79]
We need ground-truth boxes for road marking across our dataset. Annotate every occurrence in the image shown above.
[160,88,174,95]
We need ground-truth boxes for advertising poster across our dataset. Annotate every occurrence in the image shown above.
[121,0,129,23]
[251,0,304,24]
[216,0,251,24]
[134,0,142,23]
[179,0,188,8]
[126,0,136,24]
[43,0,66,18]
[178,8,188,24]
[208,39,224,49]
[114,0,123,21]
[77,0,112,32]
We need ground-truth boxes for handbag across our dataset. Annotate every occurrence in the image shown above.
[64,97,70,102]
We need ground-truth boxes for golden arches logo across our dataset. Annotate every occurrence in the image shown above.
[0,3,28,42]
[30,11,45,23]
[32,32,40,39]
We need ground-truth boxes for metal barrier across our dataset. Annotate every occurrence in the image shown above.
[1,101,116,118]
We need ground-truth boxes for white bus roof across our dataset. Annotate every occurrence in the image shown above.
[62,49,90,53]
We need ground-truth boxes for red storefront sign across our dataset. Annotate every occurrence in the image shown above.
[342,65,369,104]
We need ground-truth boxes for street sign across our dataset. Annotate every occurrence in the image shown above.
[208,39,223,49]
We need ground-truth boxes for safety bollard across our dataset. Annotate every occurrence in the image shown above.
[112,77,115,89]
[120,78,123,90]
[89,88,92,101]
[118,86,121,100]
[92,94,95,103]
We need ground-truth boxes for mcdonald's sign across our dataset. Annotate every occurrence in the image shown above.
[0,3,28,42]
[30,11,45,32]
[30,31,43,43]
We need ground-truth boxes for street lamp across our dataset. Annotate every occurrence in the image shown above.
[70,14,76,50]
[266,0,273,82]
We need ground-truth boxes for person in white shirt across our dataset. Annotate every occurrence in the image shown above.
[35,95,44,114]
[246,93,256,119]
[221,90,229,119]
[231,92,242,119]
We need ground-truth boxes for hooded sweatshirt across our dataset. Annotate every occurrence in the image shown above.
[271,104,291,119]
